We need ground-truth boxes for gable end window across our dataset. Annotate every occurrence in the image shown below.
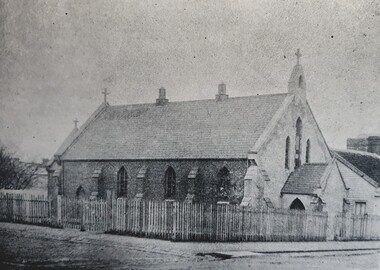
[299,75,303,88]
[295,117,302,169]
[285,136,290,169]
[306,139,311,163]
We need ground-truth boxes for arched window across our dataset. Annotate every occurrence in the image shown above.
[76,185,85,199]
[117,167,128,197]
[306,139,311,163]
[299,75,303,88]
[290,198,305,210]
[285,136,290,169]
[217,167,231,201]
[98,176,105,199]
[295,117,302,169]
[164,167,176,199]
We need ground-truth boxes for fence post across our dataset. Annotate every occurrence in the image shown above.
[80,200,85,231]
[139,199,144,236]
[12,194,16,222]
[25,194,30,223]
[106,190,112,232]
[172,201,177,241]
[56,195,62,226]
[5,193,10,221]
[241,206,245,241]
[326,212,335,240]
[212,204,217,241]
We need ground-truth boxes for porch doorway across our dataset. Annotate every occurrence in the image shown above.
[289,198,305,210]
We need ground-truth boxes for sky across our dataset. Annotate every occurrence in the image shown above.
[0,0,379,162]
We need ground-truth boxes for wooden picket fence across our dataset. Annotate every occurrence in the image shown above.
[61,197,108,232]
[111,199,328,241]
[0,193,51,225]
[2,193,380,242]
[334,213,380,240]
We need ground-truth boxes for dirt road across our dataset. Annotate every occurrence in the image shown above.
[0,223,379,269]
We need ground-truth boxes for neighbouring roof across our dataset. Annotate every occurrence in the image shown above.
[62,93,289,160]
[35,168,48,176]
[281,163,328,195]
[332,149,380,185]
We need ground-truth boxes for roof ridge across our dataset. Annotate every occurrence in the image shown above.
[109,92,290,108]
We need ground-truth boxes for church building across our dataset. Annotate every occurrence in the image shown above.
[47,50,380,216]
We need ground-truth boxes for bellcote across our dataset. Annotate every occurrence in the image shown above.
[288,49,306,102]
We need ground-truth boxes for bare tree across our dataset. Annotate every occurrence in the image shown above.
[0,146,37,189]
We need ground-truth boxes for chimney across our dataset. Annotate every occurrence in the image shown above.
[156,87,168,105]
[215,83,228,101]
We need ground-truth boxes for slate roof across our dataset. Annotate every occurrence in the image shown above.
[333,149,380,185]
[62,93,289,160]
[281,164,328,195]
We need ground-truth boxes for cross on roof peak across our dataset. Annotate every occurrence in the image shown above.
[102,88,110,103]
[295,48,302,65]
[73,118,79,129]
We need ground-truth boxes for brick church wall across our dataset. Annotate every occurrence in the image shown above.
[61,159,247,203]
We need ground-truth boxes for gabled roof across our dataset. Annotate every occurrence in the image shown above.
[53,102,109,159]
[54,127,79,156]
[62,93,289,160]
[281,164,328,195]
[332,149,380,186]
